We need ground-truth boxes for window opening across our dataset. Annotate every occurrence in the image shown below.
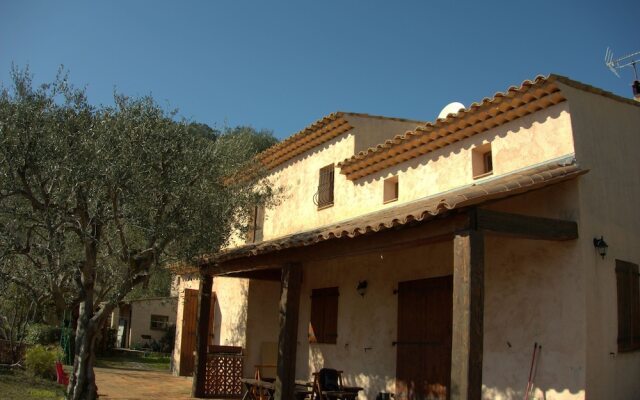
[616,260,640,352]
[150,315,169,330]
[472,143,493,178]
[247,205,265,243]
[384,176,399,203]
[309,287,339,344]
[315,164,335,209]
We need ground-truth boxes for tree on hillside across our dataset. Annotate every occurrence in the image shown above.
[0,67,278,399]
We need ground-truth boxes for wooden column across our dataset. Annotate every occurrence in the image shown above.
[192,273,214,398]
[274,263,303,400]
[451,230,484,400]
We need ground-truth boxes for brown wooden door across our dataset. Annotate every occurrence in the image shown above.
[180,289,198,376]
[396,276,452,400]
[180,288,217,376]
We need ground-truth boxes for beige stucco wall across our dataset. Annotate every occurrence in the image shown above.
[206,87,640,397]
[128,297,178,347]
[558,86,640,400]
[171,274,250,375]
[349,114,422,154]
[481,182,585,400]
[244,280,280,378]
[280,183,586,400]
[256,103,575,243]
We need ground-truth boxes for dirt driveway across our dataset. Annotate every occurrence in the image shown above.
[95,367,193,399]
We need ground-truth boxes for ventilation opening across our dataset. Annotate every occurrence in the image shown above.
[383,176,399,204]
[472,144,493,179]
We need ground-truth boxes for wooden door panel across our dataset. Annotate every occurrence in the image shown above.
[180,289,198,376]
[396,276,452,400]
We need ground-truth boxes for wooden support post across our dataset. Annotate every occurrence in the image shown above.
[274,263,302,400]
[192,273,214,398]
[451,230,484,400]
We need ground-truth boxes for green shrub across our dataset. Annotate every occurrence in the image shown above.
[25,345,60,379]
[25,324,61,345]
[158,324,175,353]
[130,341,144,351]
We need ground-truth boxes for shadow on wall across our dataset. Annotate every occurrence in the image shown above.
[353,104,566,186]
[221,279,249,347]
[482,234,585,400]
[213,298,221,345]
[270,134,352,178]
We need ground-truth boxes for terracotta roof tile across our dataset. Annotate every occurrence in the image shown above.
[206,155,585,265]
[257,112,425,170]
[338,75,568,180]
[337,74,640,181]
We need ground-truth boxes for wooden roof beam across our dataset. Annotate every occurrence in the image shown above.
[474,208,578,241]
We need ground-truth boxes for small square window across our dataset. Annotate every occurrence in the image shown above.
[472,144,493,178]
[150,315,169,330]
[383,176,399,204]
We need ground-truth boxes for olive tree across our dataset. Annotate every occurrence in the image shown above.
[0,68,277,399]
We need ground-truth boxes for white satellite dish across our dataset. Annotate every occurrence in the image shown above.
[437,102,465,120]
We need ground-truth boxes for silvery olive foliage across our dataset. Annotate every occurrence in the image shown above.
[0,66,277,399]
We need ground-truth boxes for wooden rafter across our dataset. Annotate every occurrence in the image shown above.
[473,208,578,241]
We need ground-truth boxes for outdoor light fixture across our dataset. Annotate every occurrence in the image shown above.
[357,280,368,297]
[593,236,609,259]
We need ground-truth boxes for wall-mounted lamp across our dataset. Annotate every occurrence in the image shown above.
[357,280,368,297]
[593,236,609,259]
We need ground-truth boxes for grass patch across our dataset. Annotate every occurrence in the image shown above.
[96,350,170,371]
[0,368,66,400]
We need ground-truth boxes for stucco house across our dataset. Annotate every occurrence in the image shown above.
[110,296,177,350]
[173,74,640,400]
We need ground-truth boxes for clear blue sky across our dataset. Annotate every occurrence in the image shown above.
[1,1,638,139]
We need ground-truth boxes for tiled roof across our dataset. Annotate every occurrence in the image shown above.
[205,155,585,265]
[258,112,424,170]
[338,75,566,180]
[337,74,639,181]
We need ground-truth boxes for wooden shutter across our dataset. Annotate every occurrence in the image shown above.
[254,206,264,242]
[317,165,334,208]
[208,293,216,346]
[309,287,339,344]
[246,207,256,243]
[180,289,199,376]
[246,206,265,243]
[616,260,640,352]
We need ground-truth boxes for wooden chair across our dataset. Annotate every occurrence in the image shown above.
[311,369,359,400]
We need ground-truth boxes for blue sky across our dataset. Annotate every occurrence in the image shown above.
[1,1,638,139]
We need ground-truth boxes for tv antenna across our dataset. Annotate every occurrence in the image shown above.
[605,47,640,79]
[605,47,640,100]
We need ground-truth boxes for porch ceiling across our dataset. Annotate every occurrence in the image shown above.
[202,155,585,274]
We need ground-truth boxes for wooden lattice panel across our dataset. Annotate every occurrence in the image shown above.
[204,353,244,398]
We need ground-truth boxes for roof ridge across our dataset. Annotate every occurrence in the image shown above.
[257,111,426,170]
[337,74,568,179]
[338,111,426,124]
[550,74,640,107]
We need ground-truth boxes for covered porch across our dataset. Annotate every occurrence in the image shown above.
[191,160,584,400]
